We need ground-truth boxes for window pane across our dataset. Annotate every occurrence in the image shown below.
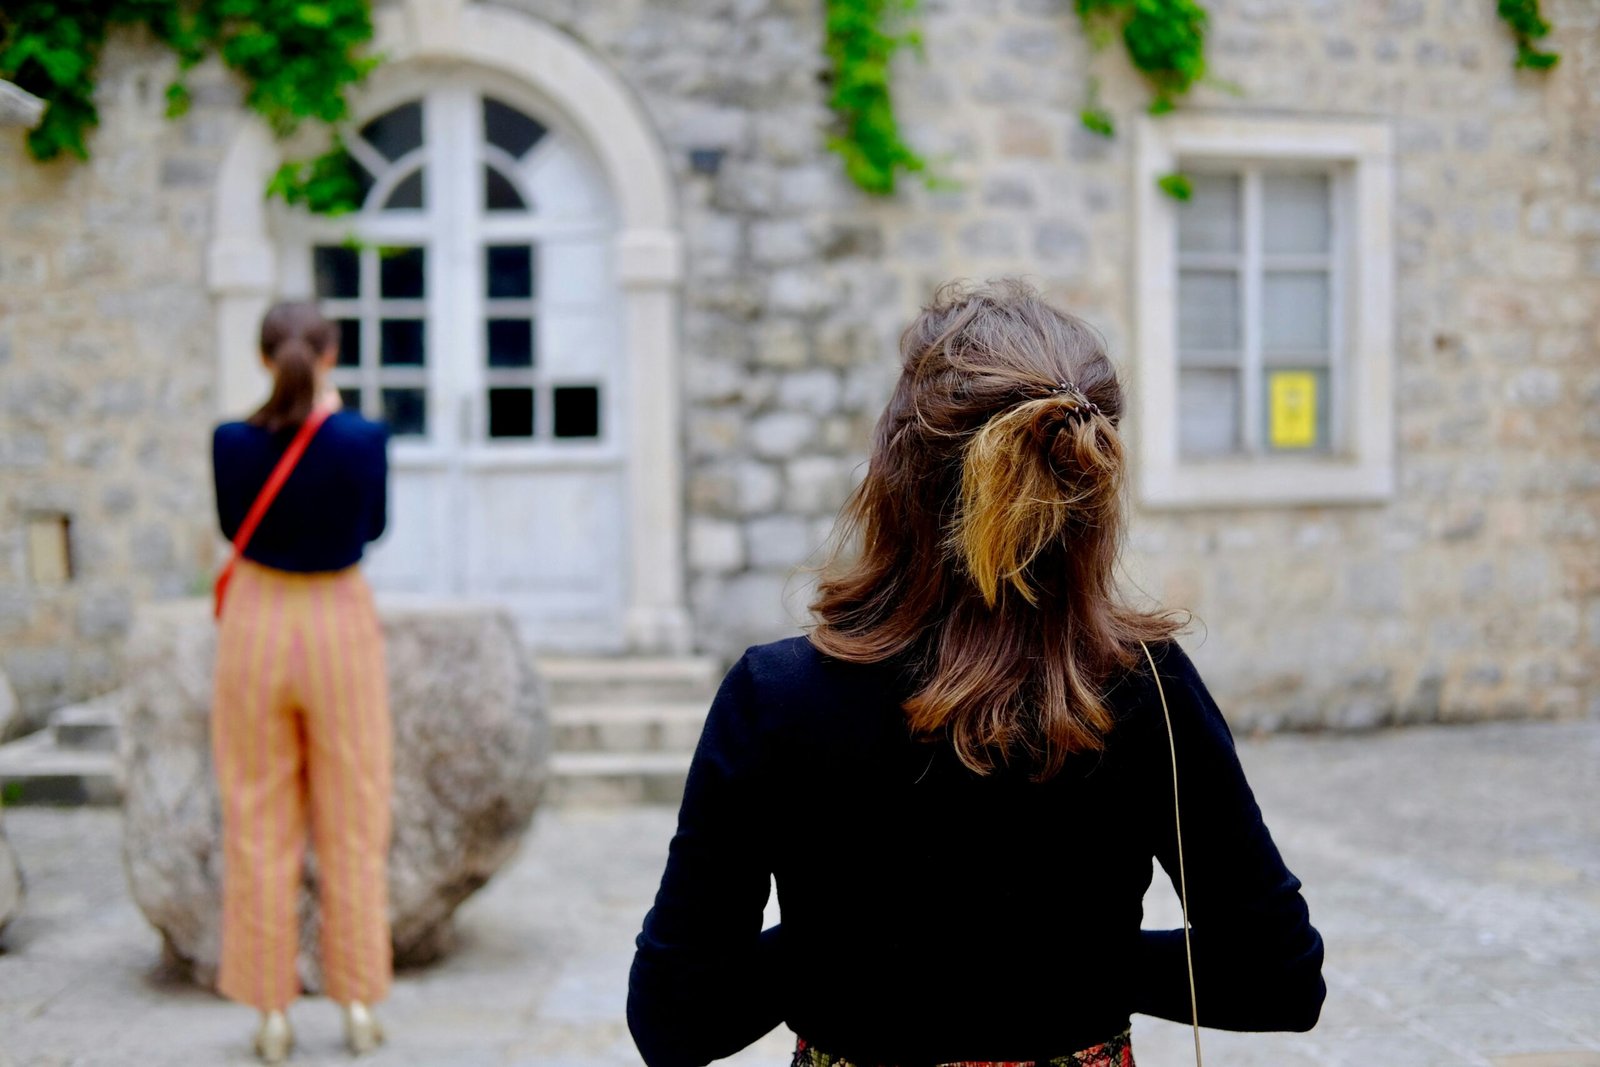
[1178,174,1241,254]
[314,245,359,298]
[382,388,427,436]
[485,166,527,212]
[335,319,360,367]
[1263,174,1331,255]
[488,387,535,438]
[487,319,534,368]
[1263,367,1330,452]
[379,247,425,299]
[1262,271,1329,352]
[1178,270,1240,351]
[483,97,547,159]
[380,319,425,366]
[553,386,601,439]
[383,169,425,211]
[338,387,362,414]
[359,101,423,162]
[1179,369,1240,457]
[486,245,534,298]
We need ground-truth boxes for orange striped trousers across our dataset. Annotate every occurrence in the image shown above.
[212,559,393,1011]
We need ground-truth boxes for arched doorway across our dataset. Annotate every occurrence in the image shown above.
[208,1,688,653]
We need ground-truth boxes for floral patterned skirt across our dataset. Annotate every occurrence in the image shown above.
[791,1028,1135,1067]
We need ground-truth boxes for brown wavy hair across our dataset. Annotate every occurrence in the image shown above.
[808,280,1183,779]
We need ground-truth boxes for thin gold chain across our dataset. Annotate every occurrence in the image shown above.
[1140,641,1202,1067]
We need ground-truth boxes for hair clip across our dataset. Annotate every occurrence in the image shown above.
[1050,381,1101,418]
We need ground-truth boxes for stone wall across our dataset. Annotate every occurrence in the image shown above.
[504,0,1599,727]
[1,0,1595,728]
[0,40,249,725]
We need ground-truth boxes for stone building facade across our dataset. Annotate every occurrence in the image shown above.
[1,0,1596,730]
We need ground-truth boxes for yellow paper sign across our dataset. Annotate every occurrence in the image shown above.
[1268,371,1318,449]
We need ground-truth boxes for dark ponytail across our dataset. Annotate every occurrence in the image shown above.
[250,301,338,433]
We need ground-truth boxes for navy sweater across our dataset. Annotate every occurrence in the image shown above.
[629,638,1324,1067]
[212,412,389,573]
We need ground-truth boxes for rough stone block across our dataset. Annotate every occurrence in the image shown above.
[1034,220,1087,267]
[2,646,70,718]
[74,589,133,640]
[786,456,852,514]
[735,460,783,514]
[959,219,1021,258]
[767,269,834,315]
[750,220,814,265]
[997,113,1053,158]
[776,369,841,416]
[688,518,744,574]
[746,514,812,570]
[982,175,1035,210]
[749,411,816,459]
[686,410,742,459]
[752,320,811,368]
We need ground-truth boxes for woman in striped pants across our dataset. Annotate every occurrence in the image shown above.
[212,302,393,1062]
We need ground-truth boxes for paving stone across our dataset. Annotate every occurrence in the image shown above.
[1,720,1597,1064]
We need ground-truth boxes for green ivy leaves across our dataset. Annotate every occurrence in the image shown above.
[0,0,376,212]
[824,0,927,196]
[266,137,369,215]
[1496,0,1559,70]
[186,1,378,137]
[1075,0,1210,135]
[2,3,137,161]
[1075,0,1210,200]
[1156,172,1192,201]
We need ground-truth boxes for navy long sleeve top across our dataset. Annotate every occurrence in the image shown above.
[628,637,1325,1067]
[212,412,389,573]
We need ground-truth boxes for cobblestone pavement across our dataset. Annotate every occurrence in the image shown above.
[1,720,1597,1067]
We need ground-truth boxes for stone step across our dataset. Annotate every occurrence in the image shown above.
[536,656,720,706]
[50,699,122,753]
[0,729,121,806]
[0,658,718,808]
[550,701,707,753]
[546,751,691,807]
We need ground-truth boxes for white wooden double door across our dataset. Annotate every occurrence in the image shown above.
[283,84,628,651]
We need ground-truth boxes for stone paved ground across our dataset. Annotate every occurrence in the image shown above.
[1,720,1597,1067]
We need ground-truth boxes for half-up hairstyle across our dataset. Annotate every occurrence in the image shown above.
[809,279,1183,779]
[250,301,337,433]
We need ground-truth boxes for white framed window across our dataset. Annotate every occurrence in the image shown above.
[1133,115,1395,508]
[279,85,620,453]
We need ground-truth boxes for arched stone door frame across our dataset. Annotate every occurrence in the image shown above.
[207,0,689,653]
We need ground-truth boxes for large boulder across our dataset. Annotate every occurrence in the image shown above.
[120,597,549,989]
[0,666,24,938]
[0,667,18,742]
[0,810,21,937]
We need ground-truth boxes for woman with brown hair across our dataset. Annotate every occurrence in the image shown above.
[629,281,1324,1067]
[211,302,392,1062]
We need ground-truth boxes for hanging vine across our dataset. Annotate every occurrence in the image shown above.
[1075,0,1210,134]
[2,0,1570,207]
[1074,0,1210,199]
[823,0,927,196]
[0,1,377,213]
[1496,0,1559,70]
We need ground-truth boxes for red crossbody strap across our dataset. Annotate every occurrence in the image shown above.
[214,407,332,619]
